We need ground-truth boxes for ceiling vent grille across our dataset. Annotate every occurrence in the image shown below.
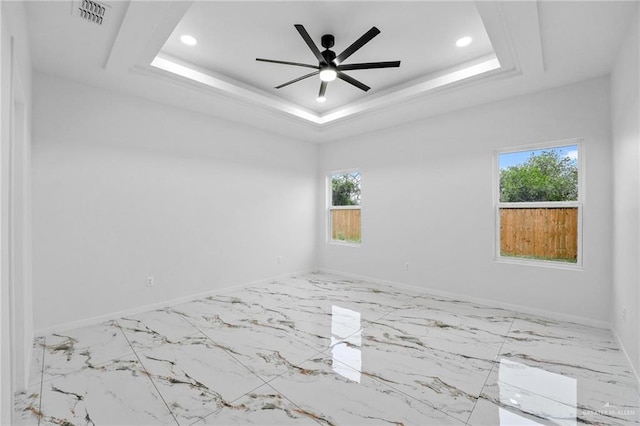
[73,0,109,26]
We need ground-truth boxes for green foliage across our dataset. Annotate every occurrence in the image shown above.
[500,151,578,202]
[335,232,361,244]
[332,173,361,206]
[500,252,577,263]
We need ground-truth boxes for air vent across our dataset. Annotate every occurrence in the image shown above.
[73,0,109,26]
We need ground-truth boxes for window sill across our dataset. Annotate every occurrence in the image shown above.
[328,240,362,248]
[495,256,583,271]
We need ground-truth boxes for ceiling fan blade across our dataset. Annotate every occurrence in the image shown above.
[338,61,401,71]
[294,24,326,64]
[274,71,320,89]
[256,58,319,70]
[318,81,327,98]
[337,72,370,92]
[334,27,381,65]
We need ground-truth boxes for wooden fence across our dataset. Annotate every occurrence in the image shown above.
[331,209,361,242]
[500,207,578,262]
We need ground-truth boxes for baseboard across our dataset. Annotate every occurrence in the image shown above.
[35,267,610,335]
[34,270,314,337]
[317,268,610,329]
[611,328,640,388]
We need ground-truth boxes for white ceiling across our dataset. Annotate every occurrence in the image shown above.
[25,0,638,143]
[160,1,494,113]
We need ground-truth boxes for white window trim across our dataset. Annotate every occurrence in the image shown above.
[327,169,362,247]
[493,138,584,269]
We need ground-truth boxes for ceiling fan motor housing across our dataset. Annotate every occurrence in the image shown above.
[322,49,337,64]
[321,34,335,49]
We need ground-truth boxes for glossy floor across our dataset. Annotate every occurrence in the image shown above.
[15,272,640,425]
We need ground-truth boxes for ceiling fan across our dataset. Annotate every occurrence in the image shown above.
[256,24,401,102]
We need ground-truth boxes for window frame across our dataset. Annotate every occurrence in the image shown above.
[327,169,362,247]
[494,139,584,269]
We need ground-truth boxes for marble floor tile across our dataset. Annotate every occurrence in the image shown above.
[352,322,493,422]
[216,273,419,351]
[191,384,321,425]
[117,307,201,351]
[238,273,416,322]
[36,354,176,425]
[171,295,267,330]
[13,385,42,425]
[41,320,133,381]
[267,351,465,425]
[176,276,410,353]
[486,315,640,425]
[405,293,518,328]
[504,316,639,395]
[476,356,640,425]
[135,334,267,425]
[369,297,515,366]
[505,315,627,367]
[172,291,335,351]
[196,319,324,380]
[14,272,640,425]
[27,337,45,387]
[342,297,516,422]
[467,397,566,426]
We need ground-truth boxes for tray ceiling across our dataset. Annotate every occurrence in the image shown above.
[25,1,638,142]
[159,2,495,113]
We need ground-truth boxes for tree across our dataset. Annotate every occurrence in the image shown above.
[332,173,361,206]
[500,150,577,202]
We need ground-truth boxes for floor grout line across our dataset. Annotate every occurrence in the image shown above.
[299,288,484,425]
[114,319,181,426]
[182,324,329,425]
[171,311,330,423]
[172,293,347,425]
[464,314,518,425]
[256,380,329,426]
[330,293,499,426]
[37,336,45,426]
[323,346,467,425]
[188,315,328,384]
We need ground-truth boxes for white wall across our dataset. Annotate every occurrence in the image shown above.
[32,73,317,331]
[611,7,639,378]
[318,77,612,324]
[1,0,33,421]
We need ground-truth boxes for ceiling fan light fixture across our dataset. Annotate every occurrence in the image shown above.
[319,67,337,82]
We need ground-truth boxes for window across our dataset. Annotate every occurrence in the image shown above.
[496,141,582,265]
[329,171,361,244]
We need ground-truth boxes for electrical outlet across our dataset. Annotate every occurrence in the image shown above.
[622,306,627,322]
[404,262,410,271]
[146,276,154,287]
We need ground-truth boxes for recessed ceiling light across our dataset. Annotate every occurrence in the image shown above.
[456,36,472,47]
[180,35,197,46]
[316,96,327,103]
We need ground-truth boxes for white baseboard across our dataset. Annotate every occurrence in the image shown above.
[35,267,610,335]
[34,270,314,337]
[611,328,640,388]
[317,268,610,329]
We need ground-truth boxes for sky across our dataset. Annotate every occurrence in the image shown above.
[499,145,578,170]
